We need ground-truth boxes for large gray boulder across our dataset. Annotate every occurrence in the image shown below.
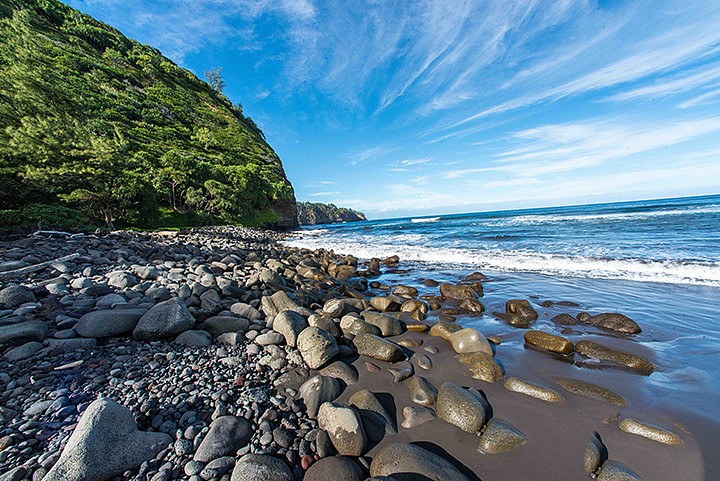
[273,310,308,347]
[436,382,489,433]
[0,321,47,346]
[304,456,364,481]
[194,416,252,462]
[76,309,147,338]
[0,285,36,307]
[231,454,292,481]
[299,375,341,418]
[204,316,250,337]
[353,333,404,362]
[43,398,171,481]
[296,326,339,369]
[318,402,367,456]
[133,298,194,341]
[370,443,470,481]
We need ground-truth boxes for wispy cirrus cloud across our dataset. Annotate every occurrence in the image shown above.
[308,191,340,197]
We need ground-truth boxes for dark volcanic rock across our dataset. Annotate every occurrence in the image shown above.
[75,308,147,338]
[133,297,195,340]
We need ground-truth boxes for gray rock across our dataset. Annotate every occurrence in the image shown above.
[583,313,641,334]
[273,310,308,347]
[299,375,342,418]
[318,402,367,456]
[46,338,96,352]
[43,398,171,481]
[477,418,527,454]
[75,309,146,338]
[407,376,438,407]
[319,361,359,385]
[95,293,127,309]
[348,389,397,445]
[134,265,160,280]
[401,406,435,429]
[304,456,364,481]
[387,361,414,383]
[24,400,54,417]
[204,316,250,337]
[0,285,36,307]
[585,432,608,476]
[308,314,341,338]
[0,467,27,481]
[361,311,403,337]
[194,416,251,462]
[435,382,488,433]
[0,321,47,345]
[410,352,433,370]
[261,291,311,318]
[133,298,195,341]
[230,303,262,321]
[175,330,213,347]
[3,341,43,361]
[254,331,284,346]
[370,443,470,481]
[231,454,292,481]
[297,327,339,369]
[353,333,404,362]
[597,460,644,481]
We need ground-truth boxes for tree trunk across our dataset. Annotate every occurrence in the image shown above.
[103,208,115,231]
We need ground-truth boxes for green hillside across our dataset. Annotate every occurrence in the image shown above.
[0,0,297,231]
[297,201,366,225]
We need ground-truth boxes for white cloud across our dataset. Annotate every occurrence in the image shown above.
[308,191,340,197]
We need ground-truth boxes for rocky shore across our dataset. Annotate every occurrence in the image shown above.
[0,227,704,481]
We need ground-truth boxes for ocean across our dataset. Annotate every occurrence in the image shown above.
[284,194,720,438]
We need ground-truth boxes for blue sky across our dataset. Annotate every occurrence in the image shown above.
[66,0,720,218]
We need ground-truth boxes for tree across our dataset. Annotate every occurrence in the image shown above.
[204,66,225,94]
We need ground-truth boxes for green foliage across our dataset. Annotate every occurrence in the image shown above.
[0,203,94,231]
[297,201,366,225]
[204,66,225,94]
[0,0,296,230]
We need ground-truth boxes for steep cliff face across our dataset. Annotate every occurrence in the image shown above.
[0,0,298,230]
[297,202,367,226]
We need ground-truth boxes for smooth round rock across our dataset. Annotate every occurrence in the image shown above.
[457,352,503,383]
[504,377,564,403]
[304,456,364,481]
[401,406,435,429]
[299,375,342,418]
[133,297,195,340]
[618,418,682,445]
[273,310,308,347]
[297,326,339,369]
[557,378,628,407]
[370,443,470,481]
[524,330,574,355]
[407,376,438,407]
[576,341,654,373]
[353,333,404,362]
[597,460,644,481]
[231,454,292,481]
[435,382,488,433]
[478,418,527,454]
[439,284,478,300]
[582,313,641,334]
[317,402,367,456]
[194,416,252,462]
[448,328,492,355]
[76,309,146,338]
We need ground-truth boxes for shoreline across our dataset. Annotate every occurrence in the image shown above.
[0,226,715,480]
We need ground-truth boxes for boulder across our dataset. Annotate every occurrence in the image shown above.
[175,330,213,347]
[308,314,341,338]
[524,330,574,355]
[551,313,578,325]
[43,398,171,481]
[317,402,367,456]
[477,418,527,454]
[3,341,43,361]
[323,299,361,318]
[194,416,252,462]
[297,327,339,369]
[584,432,608,476]
[459,298,485,315]
[392,285,418,298]
[582,313,641,334]
[370,443,470,481]
[435,382,489,433]
[261,291,312,318]
[353,333,404,362]
[361,311,403,337]
[320,361,359,385]
[556,378,628,407]
[299,375,342,418]
[447,328,492,355]
[348,389,397,444]
[273,310,308,347]
[618,418,682,445]
[133,298,194,341]
[231,454,292,481]
[597,460,643,481]
[230,303,263,321]
[387,361,414,383]
[0,285,36,307]
[0,321,47,346]
[429,320,462,340]
[458,352,503,383]
[304,456,364,481]
[576,341,654,373]
[76,309,146,338]
[401,406,435,429]
[369,296,400,312]
[204,316,250,337]
[407,376,438,406]
[439,283,477,300]
[503,377,564,403]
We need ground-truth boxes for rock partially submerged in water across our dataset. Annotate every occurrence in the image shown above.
[448,328,493,355]
[524,330,574,355]
[576,340,654,373]
[556,378,628,407]
[493,299,538,328]
[439,283,478,300]
[580,312,641,334]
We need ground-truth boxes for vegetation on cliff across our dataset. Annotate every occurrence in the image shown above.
[296,201,366,226]
[0,0,297,231]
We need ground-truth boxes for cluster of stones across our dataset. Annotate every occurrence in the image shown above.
[0,226,683,481]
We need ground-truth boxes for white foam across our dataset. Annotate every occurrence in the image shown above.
[411,216,441,223]
[283,236,720,287]
[498,205,720,226]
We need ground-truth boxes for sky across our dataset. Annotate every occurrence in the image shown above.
[65,0,720,219]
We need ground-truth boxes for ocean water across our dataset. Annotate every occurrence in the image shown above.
[283,194,720,431]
